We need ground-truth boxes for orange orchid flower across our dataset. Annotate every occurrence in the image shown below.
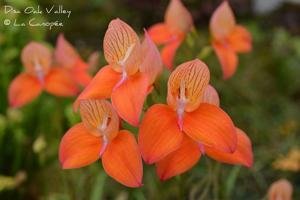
[138,59,239,167]
[74,19,163,126]
[267,179,293,200]
[59,99,143,187]
[148,0,193,69]
[8,42,79,108]
[156,84,253,180]
[210,1,252,79]
[55,34,92,86]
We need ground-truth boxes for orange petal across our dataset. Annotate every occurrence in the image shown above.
[267,179,293,200]
[165,0,193,33]
[138,104,183,164]
[70,59,92,86]
[102,130,143,188]
[55,35,91,86]
[183,103,237,153]
[8,72,42,108]
[79,99,119,140]
[228,25,252,53]
[201,84,220,107]
[73,66,121,111]
[55,34,80,68]
[148,23,174,45]
[111,72,149,126]
[71,67,92,87]
[103,18,140,75]
[21,42,52,75]
[140,30,163,84]
[87,51,100,73]
[44,68,79,97]
[210,1,236,39]
[156,135,201,181]
[59,122,103,169]
[212,41,238,79]
[161,38,182,70]
[206,128,253,167]
[167,59,210,112]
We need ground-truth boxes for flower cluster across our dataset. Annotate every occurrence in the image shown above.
[8,34,93,107]
[9,0,254,188]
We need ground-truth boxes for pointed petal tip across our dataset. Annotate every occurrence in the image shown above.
[132,120,140,127]
[140,151,156,164]
[9,101,20,108]
[210,0,235,39]
[159,175,168,182]
[158,170,175,182]
[165,0,193,33]
[60,159,79,170]
[102,131,143,188]
[223,73,232,80]
[58,33,64,40]
[61,162,71,170]
[111,100,140,127]
[130,181,144,188]
[142,156,155,165]
[125,117,139,127]
[245,161,253,168]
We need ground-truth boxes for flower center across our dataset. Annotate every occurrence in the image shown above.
[113,66,127,90]
[119,43,135,67]
[176,80,188,131]
[113,44,135,90]
[34,58,45,85]
[97,113,112,157]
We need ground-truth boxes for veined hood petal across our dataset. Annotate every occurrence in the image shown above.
[79,99,119,141]
[103,18,141,75]
[210,1,236,40]
[165,0,193,33]
[55,34,80,68]
[167,59,210,112]
[21,42,52,77]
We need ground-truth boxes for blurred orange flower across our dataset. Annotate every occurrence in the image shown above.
[59,99,143,187]
[55,34,92,86]
[267,179,293,200]
[138,59,252,180]
[272,147,300,172]
[74,19,163,126]
[8,42,78,108]
[148,0,193,69]
[210,1,252,79]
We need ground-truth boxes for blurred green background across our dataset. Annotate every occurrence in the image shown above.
[0,0,300,199]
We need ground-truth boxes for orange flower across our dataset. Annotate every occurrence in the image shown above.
[8,42,79,108]
[210,1,252,79]
[148,0,193,69]
[267,179,293,200]
[156,85,253,180]
[59,99,143,187]
[55,34,92,86]
[138,59,253,180]
[74,19,163,126]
